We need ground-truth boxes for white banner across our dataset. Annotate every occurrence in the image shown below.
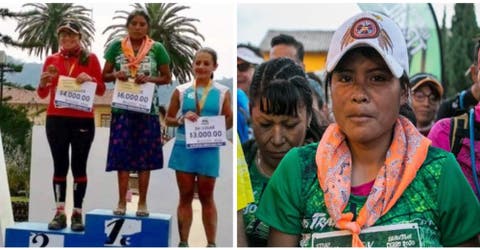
[185,116,227,149]
[54,76,97,112]
[112,79,154,114]
[0,130,14,247]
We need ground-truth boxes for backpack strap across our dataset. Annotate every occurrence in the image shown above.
[450,113,469,157]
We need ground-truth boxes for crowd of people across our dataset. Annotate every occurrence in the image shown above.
[238,11,480,248]
[36,9,231,247]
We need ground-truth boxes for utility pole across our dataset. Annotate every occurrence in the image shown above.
[0,51,5,107]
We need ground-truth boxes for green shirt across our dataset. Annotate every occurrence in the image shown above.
[257,144,480,247]
[242,141,270,247]
[104,39,170,115]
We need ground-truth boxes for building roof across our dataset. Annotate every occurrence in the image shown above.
[259,30,334,53]
[2,86,114,106]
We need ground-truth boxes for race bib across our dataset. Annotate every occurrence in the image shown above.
[112,79,154,114]
[54,75,96,112]
[185,116,227,149]
[311,223,422,247]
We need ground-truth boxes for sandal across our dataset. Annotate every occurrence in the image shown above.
[136,204,149,217]
[178,241,189,247]
[113,206,126,216]
[136,208,149,217]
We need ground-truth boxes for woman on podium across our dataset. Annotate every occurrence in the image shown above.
[102,9,171,217]
[37,20,105,232]
[165,47,233,247]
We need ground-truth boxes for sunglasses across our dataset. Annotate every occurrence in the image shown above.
[237,62,253,72]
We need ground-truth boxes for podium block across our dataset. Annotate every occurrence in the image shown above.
[5,209,171,247]
[4,222,94,247]
[85,209,171,247]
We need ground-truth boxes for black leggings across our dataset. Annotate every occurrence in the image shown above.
[46,116,95,208]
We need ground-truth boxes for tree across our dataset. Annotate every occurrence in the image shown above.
[0,8,43,48]
[103,3,205,83]
[14,3,95,58]
[444,3,480,97]
[0,103,32,195]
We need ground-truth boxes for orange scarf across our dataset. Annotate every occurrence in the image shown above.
[315,116,430,247]
[120,35,154,77]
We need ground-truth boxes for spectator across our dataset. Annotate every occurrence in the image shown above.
[428,40,480,199]
[237,44,263,144]
[410,73,443,136]
[270,33,330,127]
[242,58,322,247]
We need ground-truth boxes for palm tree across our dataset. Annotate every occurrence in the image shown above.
[103,3,205,84]
[15,3,95,58]
[0,8,43,48]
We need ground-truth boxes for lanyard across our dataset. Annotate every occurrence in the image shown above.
[64,59,77,77]
[194,80,212,115]
[68,63,76,76]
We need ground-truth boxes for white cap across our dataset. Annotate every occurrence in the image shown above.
[237,47,264,65]
[326,12,408,78]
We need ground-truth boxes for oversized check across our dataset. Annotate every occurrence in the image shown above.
[112,79,155,114]
[185,115,227,149]
[54,76,97,112]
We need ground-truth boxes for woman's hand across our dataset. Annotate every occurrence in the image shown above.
[76,72,93,84]
[39,65,57,88]
[135,74,150,84]
[114,71,129,81]
[184,111,199,123]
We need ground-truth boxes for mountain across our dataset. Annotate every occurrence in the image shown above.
[2,56,234,95]
[157,77,233,107]
[3,56,42,87]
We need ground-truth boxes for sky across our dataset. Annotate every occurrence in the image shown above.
[238,3,480,46]
[0,2,236,80]
[2,2,480,80]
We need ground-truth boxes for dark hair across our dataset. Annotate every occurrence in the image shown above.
[250,57,323,141]
[126,9,151,27]
[270,34,305,62]
[306,72,325,108]
[325,47,410,103]
[196,47,217,79]
[237,43,263,58]
[474,39,480,66]
[400,103,417,125]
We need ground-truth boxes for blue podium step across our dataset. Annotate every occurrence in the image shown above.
[5,209,172,247]
[85,209,171,247]
[5,222,92,247]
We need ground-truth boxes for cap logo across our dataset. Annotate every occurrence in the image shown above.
[341,16,393,54]
[351,18,379,39]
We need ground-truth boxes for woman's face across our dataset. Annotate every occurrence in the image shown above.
[193,52,217,81]
[251,101,309,168]
[330,50,407,145]
[127,15,149,40]
[58,30,80,50]
[411,84,440,127]
[237,58,255,93]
